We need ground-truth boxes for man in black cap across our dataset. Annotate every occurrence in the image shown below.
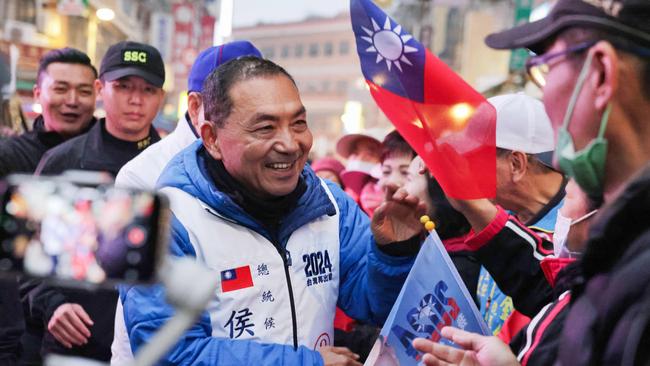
[35,41,165,176]
[412,1,650,365]
[20,41,165,363]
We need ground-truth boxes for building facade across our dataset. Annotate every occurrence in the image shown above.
[0,0,165,122]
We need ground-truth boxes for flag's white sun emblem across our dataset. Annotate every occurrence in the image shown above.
[361,16,418,72]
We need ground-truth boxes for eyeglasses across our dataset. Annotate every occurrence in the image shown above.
[525,41,597,88]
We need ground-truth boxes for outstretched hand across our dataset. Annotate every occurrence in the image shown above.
[371,184,427,245]
[412,327,519,366]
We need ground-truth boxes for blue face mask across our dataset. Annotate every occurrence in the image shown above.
[554,50,612,198]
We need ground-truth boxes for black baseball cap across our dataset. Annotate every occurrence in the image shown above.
[485,0,650,54]
[99,41,165,87]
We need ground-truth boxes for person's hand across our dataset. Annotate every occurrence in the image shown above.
[318,346,363,366]
[412,327,519,366]
[47,303,94,348]
[371,184,427,245]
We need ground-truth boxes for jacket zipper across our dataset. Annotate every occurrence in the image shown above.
[277,245,299,350]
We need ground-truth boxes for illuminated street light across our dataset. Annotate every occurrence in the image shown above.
[96,8,115,21]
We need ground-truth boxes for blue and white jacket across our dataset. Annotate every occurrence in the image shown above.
[118,141,415,365]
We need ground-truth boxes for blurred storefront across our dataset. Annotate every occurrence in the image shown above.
[0,0,219,130]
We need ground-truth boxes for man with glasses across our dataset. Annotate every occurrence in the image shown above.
[412,0,650,365]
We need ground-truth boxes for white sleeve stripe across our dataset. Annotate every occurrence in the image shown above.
[516,301,553,361]
[505,221,545,260]
[516,291,570,362]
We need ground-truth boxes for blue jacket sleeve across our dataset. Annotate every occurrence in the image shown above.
[328,182,415,325]
[120,214,324,365]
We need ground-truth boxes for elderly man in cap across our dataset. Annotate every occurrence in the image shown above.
[468,93,566,339]
[414,1,650,365]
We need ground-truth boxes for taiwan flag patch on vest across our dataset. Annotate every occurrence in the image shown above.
[221,266,254,293]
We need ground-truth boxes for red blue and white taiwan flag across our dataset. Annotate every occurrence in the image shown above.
[221,266,254,293]
[350,0,496,199]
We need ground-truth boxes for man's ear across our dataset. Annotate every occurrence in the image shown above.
[590,41,618,111]
[510,151,528,183]
[94,79,103,101]
[201,122,222,160]
[33,84,41,101]
[187,92,203,130]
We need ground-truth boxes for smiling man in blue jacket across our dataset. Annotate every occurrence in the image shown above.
[119,56,425,365]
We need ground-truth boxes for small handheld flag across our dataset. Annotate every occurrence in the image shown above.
[351,0,496,199]
[365,233,489,365]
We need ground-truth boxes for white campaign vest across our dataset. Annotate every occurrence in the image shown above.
[160,179,341,350]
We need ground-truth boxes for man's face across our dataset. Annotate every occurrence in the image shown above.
[541,37,601,152]
[210,75,312,198]
[34,62,97,137]
[99,76,164,137]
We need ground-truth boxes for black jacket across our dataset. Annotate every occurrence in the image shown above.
[21,119,159,362]
[559,164,650,365]
[0,278,24,365]
[463,205,568,366]
[0,116,95,178]
[35,118,159,176]
[0,116,93,364]
[508,261,580,366]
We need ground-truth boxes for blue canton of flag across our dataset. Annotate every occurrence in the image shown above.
[351,0,427,102]
[222,270,235,281]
